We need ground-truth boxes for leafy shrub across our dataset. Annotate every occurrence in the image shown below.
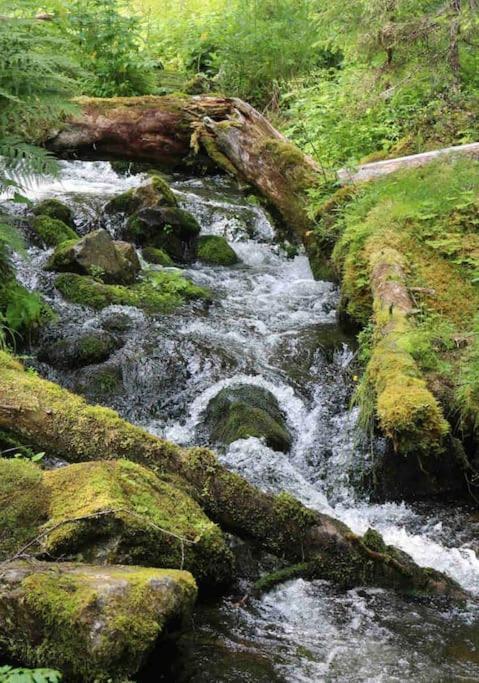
[0,666,61,683]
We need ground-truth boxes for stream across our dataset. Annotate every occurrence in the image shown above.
[9,161,479,682]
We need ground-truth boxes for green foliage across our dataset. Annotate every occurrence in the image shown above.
[0,666,61,683]
[67,0,157,97]
[0,2,79,195]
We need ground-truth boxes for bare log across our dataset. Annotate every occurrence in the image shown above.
[0,351,466,598]
[47,96,321,239]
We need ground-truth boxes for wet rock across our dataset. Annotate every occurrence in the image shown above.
[142,246,175,267]
[204,385,292,453]
[0,560,197,682]
[30,215,79,247]
[100,309,136,332]
[47,229,141,285]
[74,361,125,401]
[126,207,201,263]
[197,235,239,266]
[105,174,178,215]
[32,198,74,227]
[37,329,121,369]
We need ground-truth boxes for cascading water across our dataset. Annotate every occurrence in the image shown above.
[10,161,479,682]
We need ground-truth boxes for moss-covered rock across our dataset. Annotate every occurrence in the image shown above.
[74,363,125,401]
[142,246,175,266]
[0,560,197,682]
[105,175,178,215]
[41,460,233,587]
[31,216,78,247]
[37,329,121,369]
[204,385,292,452]
[55,270,211,313]
[47,229,141,285]
[196,235,239,266]
[126,207,201,263]
[0,458,48,560]
[32,198,74,227]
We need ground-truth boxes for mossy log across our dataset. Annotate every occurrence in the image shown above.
[366,245,450,454]
[46,96,321,239]
[0,352,465,598]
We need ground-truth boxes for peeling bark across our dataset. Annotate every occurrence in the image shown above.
[47,95,321,239]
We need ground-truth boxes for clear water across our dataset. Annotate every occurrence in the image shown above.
[10,161,479,682]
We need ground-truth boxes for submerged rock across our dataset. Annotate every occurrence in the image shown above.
[197,235,239,266]
[204,385,292,452]
[47,228,141,285]
[0,560,197,682]
[55,270,211,313]
[37,328,121,369]
[31,215,78,247]
[126,206,201,263]
[74,361,124,401]
[32,198,74,227]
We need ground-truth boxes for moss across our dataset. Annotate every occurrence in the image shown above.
[142,246,175,266]
[2,562,197,682]
[0,458,48,559]
[41,460,233,587]
[106,175,177,215]
[363,528,387,553]
[196,235,239,266]
[31,216,78,247]
[55,270,211,313]
[254,563,311,593]
[46,238,80,269]
[33,199,74,227]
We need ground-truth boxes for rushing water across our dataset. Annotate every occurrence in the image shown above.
[9,161,479,682]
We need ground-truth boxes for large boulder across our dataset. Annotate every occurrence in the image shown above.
[204,385,292,452]
[105,174,178,215]
[126,207,201,263]
[197,235,239,266]
[0,560,197,682]
[47,229,141,285]
[0,458,233,588]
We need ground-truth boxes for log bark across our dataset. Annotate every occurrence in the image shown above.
[47,95,321,240]
[0,351,466,598]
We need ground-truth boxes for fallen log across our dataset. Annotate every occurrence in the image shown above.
[46,96,321,239]
[0,351,466,598]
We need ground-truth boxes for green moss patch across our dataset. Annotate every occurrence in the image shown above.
[197,235,239,266]
[33,199,74,227]
[54,270,212,313]
[142,246,175,266]
[31,216,78,247]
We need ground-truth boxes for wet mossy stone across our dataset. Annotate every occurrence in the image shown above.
[196,235,239,266]
[126,207,201,263]
[55,271,211,313]
[41,460,233,588]
[32,198,74,227]
[31,215,78,247]
[74,362,125,402]
[204,385,292,453]
[0,458,49,560]
[37,329,121,369]
[0,560,197,682]
[142,246,175,267]
[105,175,178,215]
[47,229,141,285]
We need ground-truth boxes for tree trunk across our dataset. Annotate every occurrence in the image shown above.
[0,351,466,598]
[46,95,321,240]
